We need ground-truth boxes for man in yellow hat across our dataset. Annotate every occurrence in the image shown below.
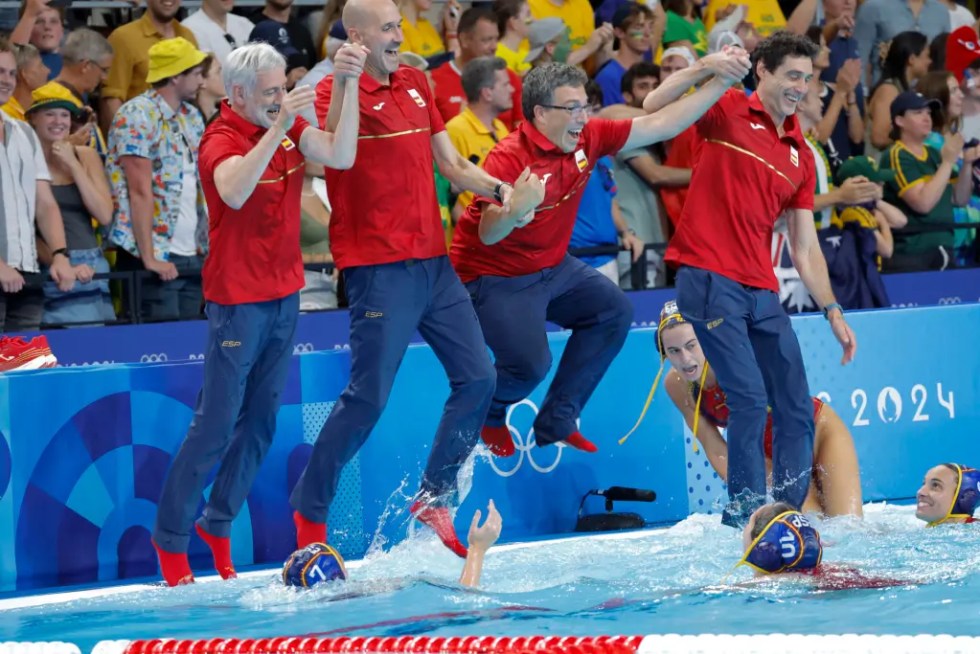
[105,37,208,323]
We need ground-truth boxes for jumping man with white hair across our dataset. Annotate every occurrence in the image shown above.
[152,40,367,587]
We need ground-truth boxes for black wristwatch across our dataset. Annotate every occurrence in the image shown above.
[493,181,512,203]
[823,302,843,320]
[51,248,69,260]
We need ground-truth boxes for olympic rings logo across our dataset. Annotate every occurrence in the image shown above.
[293,343,315,354]
[486,399,564,478]
[139,353,169,363]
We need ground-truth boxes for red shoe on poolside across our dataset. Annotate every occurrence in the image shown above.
[152,540,194,587]
[0,336,55,372]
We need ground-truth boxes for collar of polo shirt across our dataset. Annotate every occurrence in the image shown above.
[520,119,563,153]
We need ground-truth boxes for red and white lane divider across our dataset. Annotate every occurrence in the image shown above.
[89,635,980,654]
[5,634,980,654]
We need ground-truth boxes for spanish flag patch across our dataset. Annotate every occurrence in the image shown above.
[575,148,588,172]
[281,137,296,151]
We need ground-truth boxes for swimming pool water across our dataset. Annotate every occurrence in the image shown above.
[2,504,978,648]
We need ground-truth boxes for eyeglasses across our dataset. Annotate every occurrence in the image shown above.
[539,104,593,119]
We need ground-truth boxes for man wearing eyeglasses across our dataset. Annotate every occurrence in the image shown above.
[182,0,256,66]
[449,53,750,458]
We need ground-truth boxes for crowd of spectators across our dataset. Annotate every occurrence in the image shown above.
[1,0,978,334]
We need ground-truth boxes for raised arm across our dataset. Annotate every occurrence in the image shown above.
[623,77,731,151]
[301,43,367,165]
[459,500,502,588]
[641,49,748,114]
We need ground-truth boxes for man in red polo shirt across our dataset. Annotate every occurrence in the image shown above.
[290,0,514,559]
[450,52,750,460]
[430,5,523,129]
[151,41,366,587]
[665,32,857,529]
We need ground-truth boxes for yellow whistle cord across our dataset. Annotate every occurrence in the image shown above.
[618,358,665,445]
[689,362,710,454]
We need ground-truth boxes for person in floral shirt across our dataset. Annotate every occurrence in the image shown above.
[106,37,208,321]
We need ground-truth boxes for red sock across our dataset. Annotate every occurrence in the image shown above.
[564,431,598,453]
[481,424,515,457]
[294,510,327,549]
[195,523,237,580]
[152,540,194,587]
[410,501,468,558]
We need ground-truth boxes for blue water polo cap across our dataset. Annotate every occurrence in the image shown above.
[282,542,347,588]
[740,510,823,574]
[948,464,980,521]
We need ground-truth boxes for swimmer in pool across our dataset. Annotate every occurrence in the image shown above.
[654,300,863,517]
[739,502,901,590]
[915,464,980,526]
[283,500,502,589]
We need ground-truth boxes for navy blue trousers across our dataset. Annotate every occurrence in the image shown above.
[290,256,495,523]
[154,293,299,552]
[465,254,633,445]
[675,266,814,527]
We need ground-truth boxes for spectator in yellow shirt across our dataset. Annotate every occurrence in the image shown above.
[703,0,786,38]
[101,0,198,135]
[399,0,460,58]
[529,0,598,53]
[445,55,512,218]
[494,0,532,76]
[0,42,48,121]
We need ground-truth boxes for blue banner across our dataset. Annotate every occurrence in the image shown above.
[2,304,979,592]
[33,269,979,368]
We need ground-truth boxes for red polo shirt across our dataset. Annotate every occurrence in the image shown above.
[315,66,447,269]
[451,118,632,282]
[665,89,815,292]
[198,101,310,305]
[430,60,524,130]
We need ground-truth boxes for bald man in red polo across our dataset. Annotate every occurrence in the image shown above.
[290,0,516,558]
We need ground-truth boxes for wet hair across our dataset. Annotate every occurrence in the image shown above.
[749,502,797,541]
[752,31,819,83]
[621,61,660,95]
[917,70,959,133]
[875,31,929,94]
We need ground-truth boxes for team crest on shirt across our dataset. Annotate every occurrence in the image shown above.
[281,136,296,151]
[407,88,426,108]
[574,149,588,172]
[790,145,799,167]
